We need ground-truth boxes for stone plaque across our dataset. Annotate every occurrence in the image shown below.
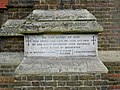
[24,34,97,57]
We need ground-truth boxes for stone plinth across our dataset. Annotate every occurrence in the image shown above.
[15,9,108,75]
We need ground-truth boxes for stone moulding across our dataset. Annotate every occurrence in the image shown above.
[22,21,103,34]
[26,9,97,21]
[0,9,103,36]
[21,9,103,34]
[0,19,25,36]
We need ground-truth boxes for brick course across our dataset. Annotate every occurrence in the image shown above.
[14,74,109,90]
[0,64,16,90]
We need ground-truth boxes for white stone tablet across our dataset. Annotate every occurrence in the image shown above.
[24,34,97,57]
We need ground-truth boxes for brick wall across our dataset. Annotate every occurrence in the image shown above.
[8,8,33,19]
[104,62,120,90]
[0,37,24,52]
[0,64,17,90]
[0,10,8,27]
[0,13,3,27]
[0,61,119,90]
[14,74,109,90]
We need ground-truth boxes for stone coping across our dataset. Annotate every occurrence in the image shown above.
[0,19,25,36]
[22,21,103,34]
[0,9,103,36]
[26,9,96,21]
[22,9,102,34]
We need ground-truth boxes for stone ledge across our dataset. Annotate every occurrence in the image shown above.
[22,21,103,34]
[27,9,96,21]
[98,51,120,62]
[0,52,23,65]
[15,56,108,75]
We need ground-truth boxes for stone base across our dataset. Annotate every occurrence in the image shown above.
[15,56,108,75]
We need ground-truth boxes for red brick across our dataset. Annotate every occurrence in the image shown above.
[0,76,14,84]
[110,85,120,89]
[108,74,120,78]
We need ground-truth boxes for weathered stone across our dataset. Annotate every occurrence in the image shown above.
[26,9,96,21]
[22,21,103,34]
[14,9,107,75]
[0,20,25,36]
[21,9,103,34]
[0,52,23,65]
[15,57,108,74]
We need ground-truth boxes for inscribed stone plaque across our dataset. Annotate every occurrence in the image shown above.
[24,34,97,57]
